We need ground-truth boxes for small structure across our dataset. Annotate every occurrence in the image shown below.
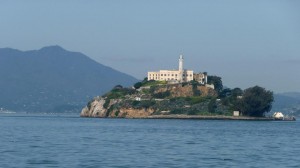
[273,112,284,120]
[233,111,240,117]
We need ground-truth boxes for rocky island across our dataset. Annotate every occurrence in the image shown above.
[80,78,277,120]
[81,80,220,118]
[81,55,280,120]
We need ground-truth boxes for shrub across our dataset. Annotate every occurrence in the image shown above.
[132,100,140,107]
[187,109,198,115]
[103,99,110,109]
[105,88,136,99]
[134,82,142,89]
[170,109,185,114]
[185,96,207,105]
[208,98,217,113]
[149,86,157,94]
[106,106,114,117]
[153,91,171,99]
[140,100,155,108]
[87,100,93,110]
[115,110,120,117]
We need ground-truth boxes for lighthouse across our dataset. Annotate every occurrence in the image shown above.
[179,54,183,71]
[178,54,184,82]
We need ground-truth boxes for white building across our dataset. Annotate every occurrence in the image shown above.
[148,55,207,84]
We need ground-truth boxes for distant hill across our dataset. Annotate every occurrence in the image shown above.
[0,46,138,113]
[273,92,300,116]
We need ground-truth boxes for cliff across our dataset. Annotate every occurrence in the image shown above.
[80,82,229,118]
[80,97,155,118]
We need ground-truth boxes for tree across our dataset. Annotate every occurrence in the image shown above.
[142,77,148,82]
[113,85,123,90]
[219,88,231,98]
[220,88,243,111]
[134,82,142,89]
[240,86,274,117]
[231,88,243,97]
[207,75,223,94]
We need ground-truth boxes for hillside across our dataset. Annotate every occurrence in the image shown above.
[81,80,284,119]
[80,81,227,118]
[0,46,138,113]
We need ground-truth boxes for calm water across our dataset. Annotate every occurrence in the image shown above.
[0,113,299,168]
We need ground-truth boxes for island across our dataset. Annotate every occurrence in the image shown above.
[80,55,294,121]
[81,78,275,120]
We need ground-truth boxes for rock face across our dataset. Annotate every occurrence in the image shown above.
[154,85,217,97]
[80,97,107,117]
[80,83,221,118]
[80,97,155,118]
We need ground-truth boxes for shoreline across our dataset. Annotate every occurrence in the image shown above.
[144,115,274,120]
[81,114,297,121]
[129,114,295,121]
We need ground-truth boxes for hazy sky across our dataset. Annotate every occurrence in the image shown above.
[1,0,300,93]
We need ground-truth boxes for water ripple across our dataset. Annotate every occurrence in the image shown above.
[0,114,300,167]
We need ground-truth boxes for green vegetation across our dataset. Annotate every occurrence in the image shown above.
[142,80,167,87]
[208,98,217,113]
[185,96,210,105]
[133,78,167,89]
[207,75,223,94]
[239,86,274,117]
[115,110,120,117]
[219,86,273,117]
[104,85,136,99]
[220,88,243,109]
[87,100,93,110]
[103,99,110,108]
[99,76,273,118]
[153,91,171,99]
[134,82,143,89]
[131,100,156,109]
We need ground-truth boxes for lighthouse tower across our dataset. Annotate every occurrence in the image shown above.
[178,54,184,82]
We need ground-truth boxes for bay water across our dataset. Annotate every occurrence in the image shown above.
[1,113,299,168]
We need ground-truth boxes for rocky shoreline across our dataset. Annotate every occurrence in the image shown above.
[141,114,275,120]
[81,113,296,121]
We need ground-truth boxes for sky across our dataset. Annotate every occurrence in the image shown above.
[1,0,300,93]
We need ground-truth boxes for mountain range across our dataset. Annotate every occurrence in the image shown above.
[0,46,138,113]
